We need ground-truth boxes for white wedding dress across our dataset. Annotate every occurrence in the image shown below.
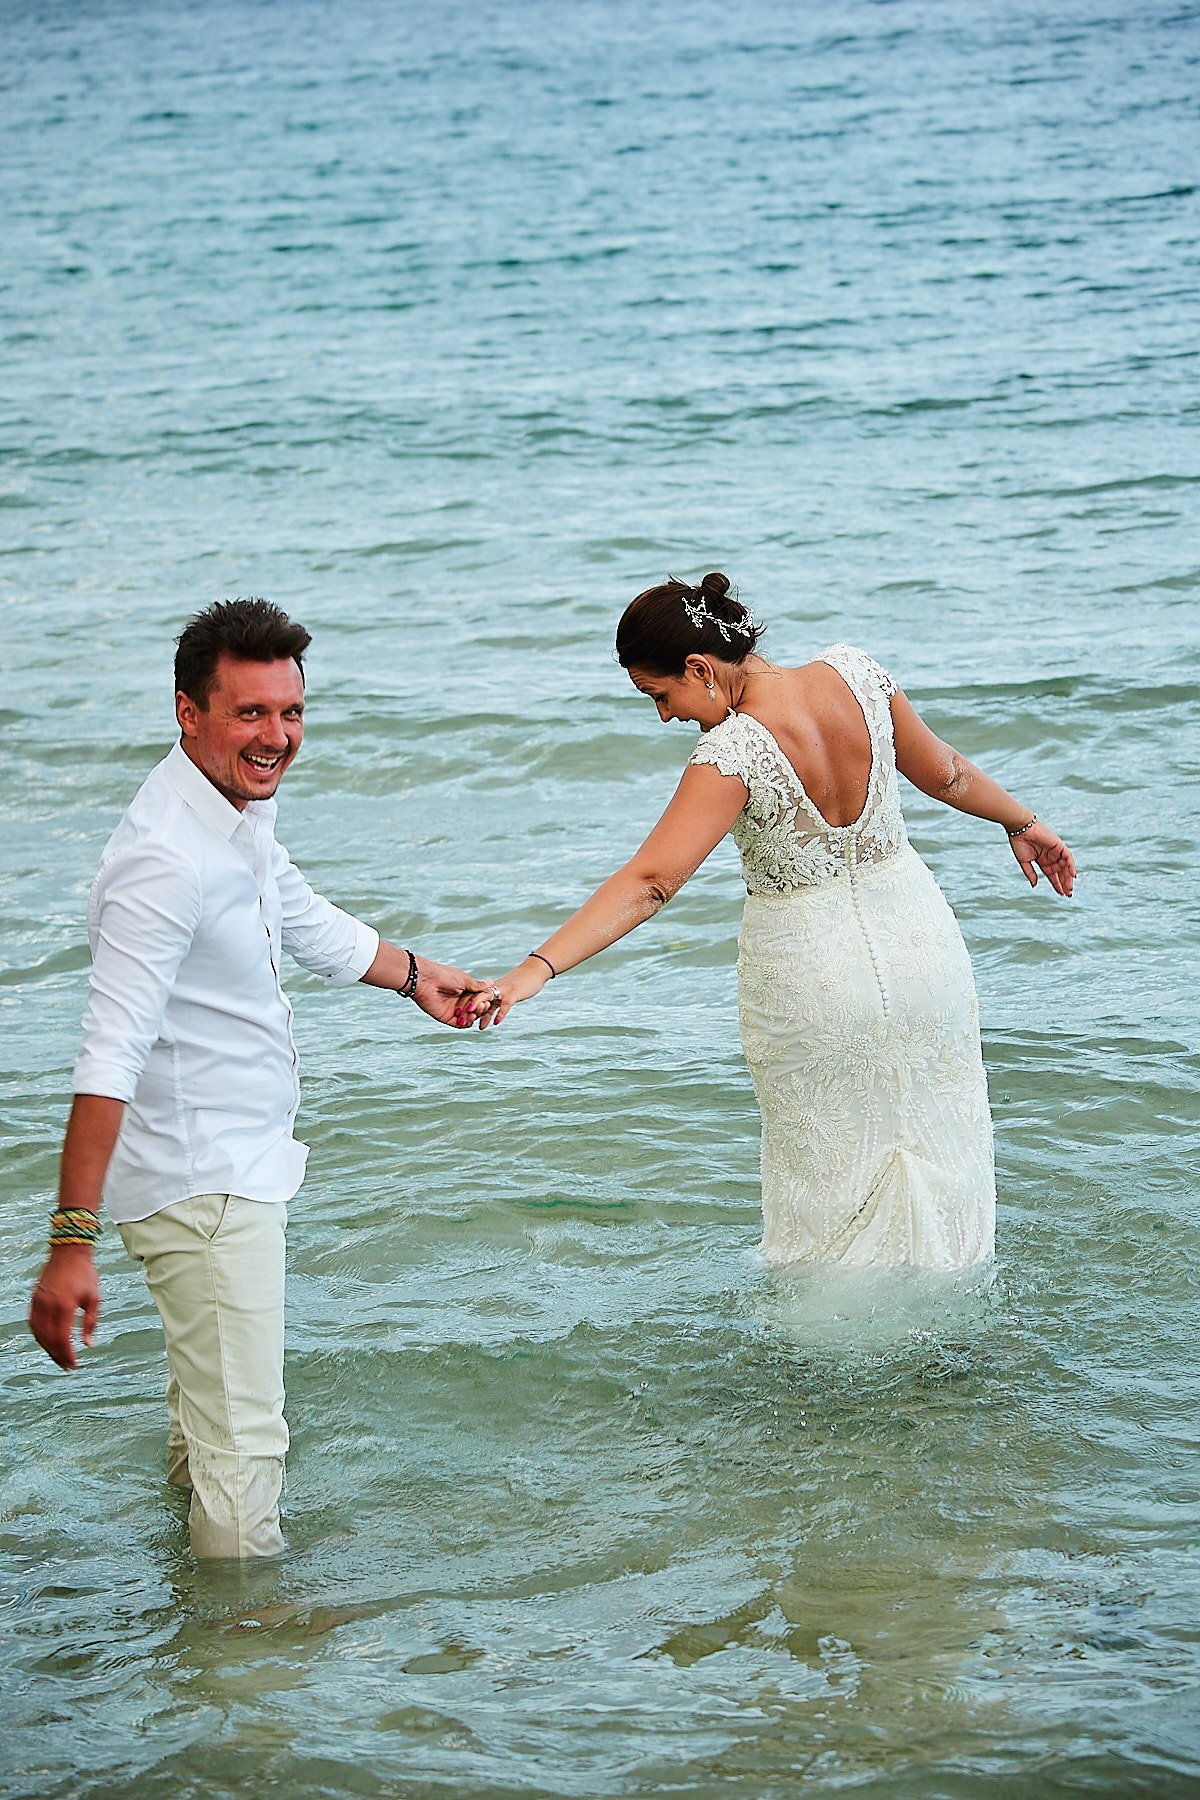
[689,645,996,1269]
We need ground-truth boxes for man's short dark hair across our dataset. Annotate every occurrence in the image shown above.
[174,598,313,708]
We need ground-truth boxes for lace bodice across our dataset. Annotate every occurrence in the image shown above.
[688,644,908,894]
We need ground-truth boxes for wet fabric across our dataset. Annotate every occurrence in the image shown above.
[691,646,995,1268]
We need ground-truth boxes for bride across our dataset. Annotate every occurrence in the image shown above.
[469,573,1075,1269]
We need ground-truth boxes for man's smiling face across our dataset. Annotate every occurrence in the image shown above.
[176,652,305,809]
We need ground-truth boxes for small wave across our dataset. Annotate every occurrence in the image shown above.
[1009,474,1200,500]
[755,1259,998,1354]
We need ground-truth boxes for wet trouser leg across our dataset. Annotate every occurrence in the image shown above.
[119,1193,288,1559]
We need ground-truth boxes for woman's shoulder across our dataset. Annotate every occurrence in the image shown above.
[687,708,762,778]
[816,643,897,697]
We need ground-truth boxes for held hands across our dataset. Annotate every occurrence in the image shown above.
[1009,819,1076,897]
[409,957,501,1029]
[460,957,552,1029]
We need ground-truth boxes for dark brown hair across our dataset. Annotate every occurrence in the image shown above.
[615,571,765,675]
[174,598,312,708]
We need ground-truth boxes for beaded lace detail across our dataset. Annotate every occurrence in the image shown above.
[687,645,907,894]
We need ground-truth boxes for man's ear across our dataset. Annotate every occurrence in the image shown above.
[176,690,199,738]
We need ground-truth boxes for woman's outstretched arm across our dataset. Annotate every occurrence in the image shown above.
[473,761,749,1025]
[890,686,1076,895]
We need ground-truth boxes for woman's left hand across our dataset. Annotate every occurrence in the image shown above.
[1009,820,1076,897]
[459,958,552,1028]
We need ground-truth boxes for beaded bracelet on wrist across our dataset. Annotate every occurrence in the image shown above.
[396,948,419,999]
[49,1207,101,1246]
[528,950,557,978]
[1006,815,1037,839]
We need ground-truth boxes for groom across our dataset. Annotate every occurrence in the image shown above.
[28,597,492,1558]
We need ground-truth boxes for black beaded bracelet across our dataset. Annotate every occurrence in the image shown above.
[397,949,419,998]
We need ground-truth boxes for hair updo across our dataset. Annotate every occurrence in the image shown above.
[615,571,766,675]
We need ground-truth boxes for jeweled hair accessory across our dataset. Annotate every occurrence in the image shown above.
[680,585,755,642]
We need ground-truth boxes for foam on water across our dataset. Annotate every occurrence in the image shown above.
[754,1258,1000,1354]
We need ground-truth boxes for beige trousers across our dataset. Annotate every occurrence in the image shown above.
[118,1193,288,1560]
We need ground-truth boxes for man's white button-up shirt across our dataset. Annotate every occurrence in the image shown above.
[72,742,379,1223]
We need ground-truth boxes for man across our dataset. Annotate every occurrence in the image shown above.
[29,598,492,1559]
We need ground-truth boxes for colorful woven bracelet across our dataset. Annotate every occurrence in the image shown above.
[49,1208,102,1245]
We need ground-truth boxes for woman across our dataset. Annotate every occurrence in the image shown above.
[469,573,1075,1270]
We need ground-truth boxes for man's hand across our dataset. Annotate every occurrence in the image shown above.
[361,940,495,1027]
[413,957,499,1029]
[29,1245,101,1371]
[29,1093,123,1370]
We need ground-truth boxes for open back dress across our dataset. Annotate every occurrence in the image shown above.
[689,644,996,1268]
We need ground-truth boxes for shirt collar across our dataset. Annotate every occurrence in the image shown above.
[163,741,276,842]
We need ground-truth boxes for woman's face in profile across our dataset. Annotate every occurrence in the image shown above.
[626,663,719,729]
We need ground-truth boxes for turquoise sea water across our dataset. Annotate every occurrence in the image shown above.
[2,1,1199,1794]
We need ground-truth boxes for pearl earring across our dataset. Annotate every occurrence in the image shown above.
[706,682,716,700]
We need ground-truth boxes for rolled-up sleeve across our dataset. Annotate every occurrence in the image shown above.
[73,845,203,1101]
[275,844,379,986]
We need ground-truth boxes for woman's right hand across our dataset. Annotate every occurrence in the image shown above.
[466,958,552,1028]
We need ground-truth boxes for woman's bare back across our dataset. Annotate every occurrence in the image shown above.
[736,660,876,828]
